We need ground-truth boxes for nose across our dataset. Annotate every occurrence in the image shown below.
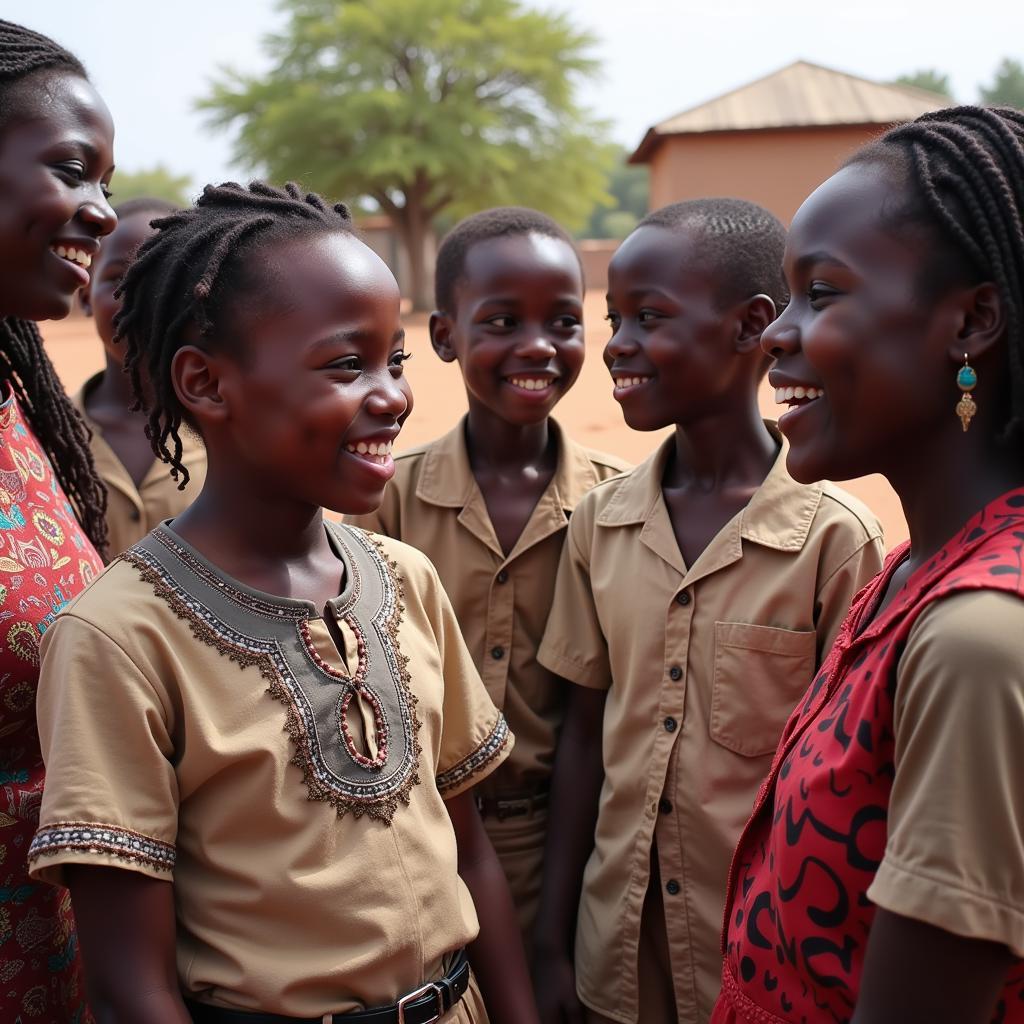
[604,327,638,364]
[79,191,117,239]
[760,310,799,360]
[514,331,557,359]
[366,371,413,420]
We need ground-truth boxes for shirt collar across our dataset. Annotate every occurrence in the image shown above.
[597,422,823,553]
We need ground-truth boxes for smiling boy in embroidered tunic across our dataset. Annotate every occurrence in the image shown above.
[28,183,537,1024]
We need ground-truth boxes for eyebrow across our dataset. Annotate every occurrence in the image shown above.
[606,286,677,303]
[310,327,406,351]
[793,251,852,273]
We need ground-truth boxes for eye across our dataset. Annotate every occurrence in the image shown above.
[552,314,581,330]
[55,160,86,182]
[328,355,362,374]
[637,309,663,324]
[604,312,621,330]
[389,351,412,375]
[808,282,840,308]
[484,314,516,329]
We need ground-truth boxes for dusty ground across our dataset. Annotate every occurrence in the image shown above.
[40,292,907,548]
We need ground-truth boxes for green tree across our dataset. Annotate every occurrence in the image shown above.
[980,57,1024,109]
[200,0,613,309]
[109,164,193,207]
[582,146,648,238]
[890,69,953,98]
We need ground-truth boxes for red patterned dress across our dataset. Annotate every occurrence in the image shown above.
[0,392,101,1023]
[714,487,1024,1024]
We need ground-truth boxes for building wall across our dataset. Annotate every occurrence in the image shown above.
[647,124,883,223]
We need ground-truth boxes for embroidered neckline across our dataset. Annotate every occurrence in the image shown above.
[121,522,422,824]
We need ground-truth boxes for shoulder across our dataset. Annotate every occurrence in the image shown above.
[57,554,157,628]
[577,444,632,480]
[341,524,442,591]
[815,481,884,544]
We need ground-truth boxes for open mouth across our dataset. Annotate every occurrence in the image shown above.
[505,376,556,393]
[51,245,92,270]
[345,439,393,466]
[613,375,653,394]
[774,385,824,407]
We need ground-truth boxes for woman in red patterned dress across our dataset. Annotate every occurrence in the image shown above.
[712,107,1024,1024]
[0,19,116,1024]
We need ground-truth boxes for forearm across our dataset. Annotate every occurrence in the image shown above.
[533,686,605,957]
[460,841,539,1024]
[89,989,191,1024]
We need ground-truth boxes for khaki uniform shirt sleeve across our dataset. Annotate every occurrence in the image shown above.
[814,533,886,659]
[419,556,513,799]
[867,590,1024,956]
[28,613,179,884]
[536,495,611,690]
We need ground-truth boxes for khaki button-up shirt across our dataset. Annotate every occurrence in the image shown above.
[74,373,207,558]
[537,428,885,1024]
[349,418,629,799]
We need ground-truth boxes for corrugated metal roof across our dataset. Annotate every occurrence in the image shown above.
[630,61,948,162]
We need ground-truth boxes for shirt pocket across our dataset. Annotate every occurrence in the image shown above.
[709,621,817,757]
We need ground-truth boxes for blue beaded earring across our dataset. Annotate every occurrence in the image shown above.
[956,354,977,432]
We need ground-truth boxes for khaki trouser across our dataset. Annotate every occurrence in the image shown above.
[482,805,548,955]
[442,971,488,1023]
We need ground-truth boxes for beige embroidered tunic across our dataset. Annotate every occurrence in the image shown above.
[28,521,511,1017]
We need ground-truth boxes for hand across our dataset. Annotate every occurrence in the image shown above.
[533,952,585,1024]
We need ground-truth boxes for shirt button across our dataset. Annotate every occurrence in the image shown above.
[659,797,673,814]
[666,879,681,896]
[669,665,682,681]
[496,570,509,584]
[491,646,505,660]
[663,717,677,733]
[676,591,691,606]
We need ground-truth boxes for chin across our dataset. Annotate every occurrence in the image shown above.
[783,445,863,486]
[621,407,673,433]
[11,290,76,323]
[333,491,385,519]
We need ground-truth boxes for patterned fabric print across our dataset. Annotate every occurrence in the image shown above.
[718,488,1024,1024]
[0,394,102,1024]
[120,522,422,825]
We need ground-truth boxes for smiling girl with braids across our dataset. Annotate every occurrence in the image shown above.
[712,106,1024,1024]
[0,18,116,1024]
[28,179,538,1024]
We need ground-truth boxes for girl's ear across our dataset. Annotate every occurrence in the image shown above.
[949,282,1006,363]
[172,346,228,426]
[429,311,458,363]
[735,294,778,354]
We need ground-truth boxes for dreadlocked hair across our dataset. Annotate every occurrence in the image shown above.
[114,180,354,488]
[0,20,107,556]
[847,105,1024,445]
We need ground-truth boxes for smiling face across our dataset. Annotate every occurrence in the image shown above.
[604,224,752,431]
[181,231,412,517]
[0,71,116,320]
[82,210,156,362]
[762,161,977,484]
[432,232,585,425]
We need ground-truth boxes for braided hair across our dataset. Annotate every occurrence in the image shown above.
[0,19,107,555]
[114,180,354,488]
[848,106,1024,444]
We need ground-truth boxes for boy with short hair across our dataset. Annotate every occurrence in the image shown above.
[349,206,629,947]
[533,199,885,1024]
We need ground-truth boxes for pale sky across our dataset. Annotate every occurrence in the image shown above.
[10,0,1023,196]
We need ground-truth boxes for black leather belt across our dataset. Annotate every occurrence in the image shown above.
[475,787,549,821]
[186,948,470,1024]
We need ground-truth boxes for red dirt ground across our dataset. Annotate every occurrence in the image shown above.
[40,293,907,548]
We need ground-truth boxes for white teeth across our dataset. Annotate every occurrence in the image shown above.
[346,440,393,460]
[508,377,554,391]
[774,386,824,404]
[614,376,651,390]
[52,245,91,269]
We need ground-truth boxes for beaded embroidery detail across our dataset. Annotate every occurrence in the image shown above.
[121,523,421,824]
[436,714,511,796]
[29,821,175,874]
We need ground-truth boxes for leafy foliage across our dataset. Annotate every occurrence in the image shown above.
[891,69,953,99]
[980,58,1024,110]
[199,0,613,307]
[109,164,193,207]
[582,146,648,239]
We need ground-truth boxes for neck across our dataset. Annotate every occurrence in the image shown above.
[85,353,143,415]
[887,429,1024,569]
[464,401,552,471]
[665,402,776,489]
[173,452,330,569]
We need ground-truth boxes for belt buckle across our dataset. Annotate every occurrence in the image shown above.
[397,980,444,1024]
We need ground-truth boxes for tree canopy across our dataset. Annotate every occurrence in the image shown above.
[981,58,1024,109]
[582,146,648,240]
[200,0,613,309]
[890,69,953,98]
[110,165,193,208]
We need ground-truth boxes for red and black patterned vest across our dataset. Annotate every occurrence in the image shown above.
[713,488,1024,1024]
